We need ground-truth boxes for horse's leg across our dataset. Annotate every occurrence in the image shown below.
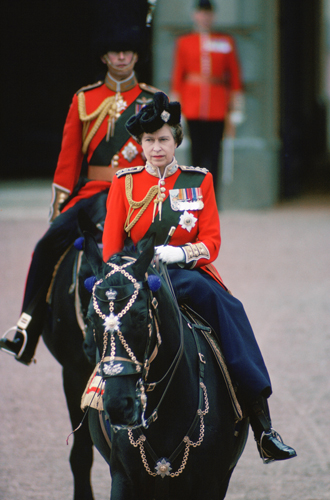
[63,364,95,500]
[88,408,112,466]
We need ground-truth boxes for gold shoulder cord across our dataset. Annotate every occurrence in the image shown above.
[77,92,118,154]
[124,174,161,235]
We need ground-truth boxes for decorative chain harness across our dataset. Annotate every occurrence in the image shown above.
[92,259,210,479]
[92,261,142,373]
[127,381,209,478]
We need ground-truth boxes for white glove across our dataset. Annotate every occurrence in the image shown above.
[229,92,246,126]
[155,245,185,264]
[229,110,245,126]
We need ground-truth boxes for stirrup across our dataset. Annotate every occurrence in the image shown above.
[259,428,284,465]
[0,326,28,359]
[0,313,31,359]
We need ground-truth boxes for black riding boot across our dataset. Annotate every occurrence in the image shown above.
[249,397,297,464]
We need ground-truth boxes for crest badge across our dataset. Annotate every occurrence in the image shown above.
[161,110,170,122]
[103,362,124,376]
[103,312,121,333]
[122,141,139,162]
[179,211,197,232]
[106,289,117,300]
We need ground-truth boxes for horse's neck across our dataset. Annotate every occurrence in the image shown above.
[146,318,200,439]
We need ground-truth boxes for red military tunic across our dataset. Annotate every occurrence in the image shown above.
[171,32,242,120]
[52,73,157,212]
[102,160,221,270]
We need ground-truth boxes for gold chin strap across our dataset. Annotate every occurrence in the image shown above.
[77,92,127,154]
[124,174,162,235]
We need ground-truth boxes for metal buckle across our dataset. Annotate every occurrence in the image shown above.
[151,297,158,309]
[146,382,156,392]
[17,312,32,330]
[199,353,206,364]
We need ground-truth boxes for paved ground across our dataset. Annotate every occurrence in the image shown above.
[0,179,329,500]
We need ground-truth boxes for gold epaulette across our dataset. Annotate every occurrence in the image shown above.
[179,165,209,175]
[76,81,104,95]
[116,166,145,178]
[139,82,162,94]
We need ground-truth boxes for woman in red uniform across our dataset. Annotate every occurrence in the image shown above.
[102,92,297,464]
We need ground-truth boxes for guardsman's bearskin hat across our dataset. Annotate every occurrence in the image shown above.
[126,92,181,136]
[196,0,214,10]
[91,0,151,57]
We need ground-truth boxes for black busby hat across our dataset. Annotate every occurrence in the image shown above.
[126,92,181,137]
[196,0,214,10]
[91,0,151,57]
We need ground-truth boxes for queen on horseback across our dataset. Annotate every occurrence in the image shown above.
[101,91,297,464]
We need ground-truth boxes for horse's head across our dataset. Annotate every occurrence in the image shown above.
[84,231,164,429]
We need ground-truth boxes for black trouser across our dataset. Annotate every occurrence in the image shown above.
[187,120,225,190]
[22,190,108,310]
[18,190,108,361]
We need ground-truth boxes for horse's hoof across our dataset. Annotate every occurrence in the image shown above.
[258,429,297,464]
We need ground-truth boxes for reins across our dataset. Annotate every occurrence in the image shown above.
[128,261,210,478]
[140,261,185,428]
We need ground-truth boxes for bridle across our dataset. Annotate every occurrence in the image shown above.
[91,257,185,429]
[91,256,210,479]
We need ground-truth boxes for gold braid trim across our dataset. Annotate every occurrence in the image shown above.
[46,245,73,303]
[124,174,160,234]
[77,92,118,154]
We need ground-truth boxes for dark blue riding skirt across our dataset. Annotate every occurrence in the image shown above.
[168,267,272,402]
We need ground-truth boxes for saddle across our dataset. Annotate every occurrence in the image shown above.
[46,246,89,336]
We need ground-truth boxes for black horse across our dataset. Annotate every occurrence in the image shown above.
[83,231,248,500]
[42,240,98,500]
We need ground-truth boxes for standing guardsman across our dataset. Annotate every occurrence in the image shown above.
[171,0,245,190]
[0,0,160,365]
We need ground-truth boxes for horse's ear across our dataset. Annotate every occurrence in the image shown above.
[83,230,104,277]
[132,234,156,280]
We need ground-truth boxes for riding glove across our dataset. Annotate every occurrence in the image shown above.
[154,245,185,265]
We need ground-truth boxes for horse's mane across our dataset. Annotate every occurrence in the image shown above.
[105,237,152,267]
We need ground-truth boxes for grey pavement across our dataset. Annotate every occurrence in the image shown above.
[0,180,329,500]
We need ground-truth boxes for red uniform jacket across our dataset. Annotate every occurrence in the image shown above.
[53,76,156,211]
[102,163,221,271]
[171,32,242,121]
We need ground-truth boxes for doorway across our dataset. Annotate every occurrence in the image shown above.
[279,0,330,198]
